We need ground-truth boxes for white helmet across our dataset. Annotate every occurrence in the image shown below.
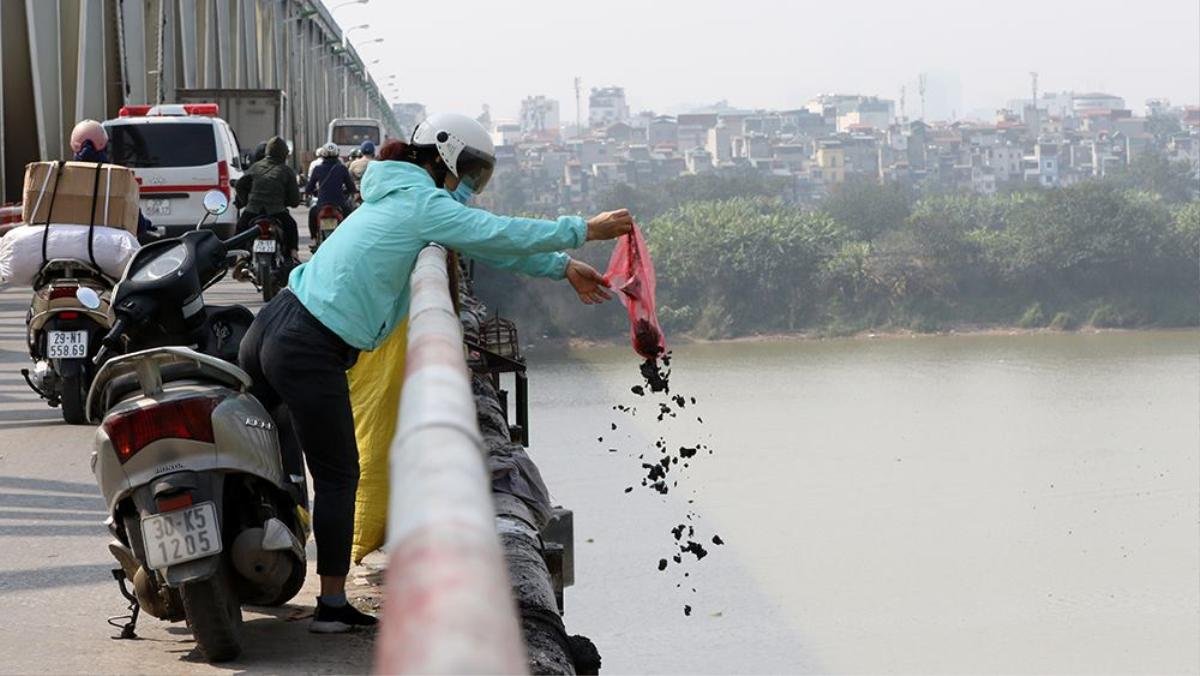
[320,142,339,158]
[411,112,496,192]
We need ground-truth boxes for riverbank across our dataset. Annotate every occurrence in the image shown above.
[535,323,1200,353]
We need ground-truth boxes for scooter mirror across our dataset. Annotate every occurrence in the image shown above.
[75,287,101,310]
[202,190,229,216]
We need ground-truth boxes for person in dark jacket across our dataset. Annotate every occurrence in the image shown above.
[305,142,357,248]
[235,136,301,258]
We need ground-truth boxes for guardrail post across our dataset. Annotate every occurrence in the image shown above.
[374,245,528,675]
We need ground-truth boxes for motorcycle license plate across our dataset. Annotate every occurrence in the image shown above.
[253,239,276,253]
[140,502,222,570]
[46,330,88,359]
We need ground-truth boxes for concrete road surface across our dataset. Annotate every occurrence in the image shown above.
[0,220,380,674]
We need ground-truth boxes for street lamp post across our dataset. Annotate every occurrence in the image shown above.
[339,25,370,113]
[331,0,369,13]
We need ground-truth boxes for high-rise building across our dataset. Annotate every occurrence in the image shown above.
[519,96,561,139]
[588,86,629,128]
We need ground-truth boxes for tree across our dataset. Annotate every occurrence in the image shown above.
[1107,154,1198,203]
[819,176,911,241]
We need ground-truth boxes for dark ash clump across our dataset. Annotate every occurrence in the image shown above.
[640,358,670,393]
[633,318,664,360]
[681,541,708,561]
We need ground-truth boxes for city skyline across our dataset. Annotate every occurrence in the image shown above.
[334,0,1200,123]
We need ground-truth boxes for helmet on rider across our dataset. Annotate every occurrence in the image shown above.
[360,141,376,157]
[70,120,108,154]
[321,142,339,159]
[410,113,496,193]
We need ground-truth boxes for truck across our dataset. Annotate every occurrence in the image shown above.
[174,88,286,166]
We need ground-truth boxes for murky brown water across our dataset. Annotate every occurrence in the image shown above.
[525,330,1200,674]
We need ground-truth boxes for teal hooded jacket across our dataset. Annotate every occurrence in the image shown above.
[289,161,584,350]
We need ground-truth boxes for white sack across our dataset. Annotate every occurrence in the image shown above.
[0,224,140,286]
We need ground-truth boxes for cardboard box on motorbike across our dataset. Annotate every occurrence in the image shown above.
[22,161,140,234]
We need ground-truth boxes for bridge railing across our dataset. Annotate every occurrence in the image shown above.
[374,245,527,674]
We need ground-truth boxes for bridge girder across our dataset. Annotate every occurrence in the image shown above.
[1,0,399,202]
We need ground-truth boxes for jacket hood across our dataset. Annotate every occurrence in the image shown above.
[360,160,433,203]
[266,137,288,161]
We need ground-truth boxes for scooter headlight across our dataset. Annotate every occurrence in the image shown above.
[130,243,187,283]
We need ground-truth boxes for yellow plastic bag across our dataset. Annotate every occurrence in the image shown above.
[348,319,407,563]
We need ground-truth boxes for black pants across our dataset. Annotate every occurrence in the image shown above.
[239,289,360,576]
[237,210,299,255]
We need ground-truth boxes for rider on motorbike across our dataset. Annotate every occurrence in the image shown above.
[234,137,301,259]
[347,141,375,188]
[305,143,357,249]
[70,120,156,240]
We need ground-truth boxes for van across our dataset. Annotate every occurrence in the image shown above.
[327,117,383,159]
[103,104,244,237]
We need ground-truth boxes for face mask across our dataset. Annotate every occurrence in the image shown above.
[449,181,475,205]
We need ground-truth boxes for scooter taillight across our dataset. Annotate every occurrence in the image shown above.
[255,219,274,237]
[156,492,194,512]
[48,286,79,300]
[102,396,221,464]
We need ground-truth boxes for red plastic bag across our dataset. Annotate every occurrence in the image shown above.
[604,223,666,360]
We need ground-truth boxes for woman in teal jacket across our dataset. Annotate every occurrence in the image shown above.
[238,113,632,633]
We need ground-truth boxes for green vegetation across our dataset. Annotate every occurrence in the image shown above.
[474,170,1199,341]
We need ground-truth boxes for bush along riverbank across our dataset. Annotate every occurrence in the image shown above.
[473,176,1200,341]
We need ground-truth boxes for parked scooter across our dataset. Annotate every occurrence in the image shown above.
[86,191,308,662]
[248,215,293,302]
[22,259,113,423]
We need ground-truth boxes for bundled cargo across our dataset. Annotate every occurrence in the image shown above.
[0,224,139,285]
[0,161,143,286]
[23,161,140,234]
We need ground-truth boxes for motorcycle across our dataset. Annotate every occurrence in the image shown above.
[85,190,309,662]
[248,215,293,303]
[314,204,344,251]
[22,259,114,424]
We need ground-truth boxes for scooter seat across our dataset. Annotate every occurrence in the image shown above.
[101,361,233,411]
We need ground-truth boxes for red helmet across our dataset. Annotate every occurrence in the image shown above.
[70,119,108,153]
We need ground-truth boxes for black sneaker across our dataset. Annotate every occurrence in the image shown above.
[309,599,379,634]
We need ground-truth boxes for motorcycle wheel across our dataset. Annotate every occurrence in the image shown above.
[181,562,243,662]
[257,258,278,303]
[60,371,87,425]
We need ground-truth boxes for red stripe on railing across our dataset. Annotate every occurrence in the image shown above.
[0,205,22,225]
[374,245,527,675]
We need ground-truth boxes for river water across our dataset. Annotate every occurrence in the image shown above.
[523,330,1200,674]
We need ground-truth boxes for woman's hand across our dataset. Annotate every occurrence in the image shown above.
[585,209,634,241]
[565,259,613,305]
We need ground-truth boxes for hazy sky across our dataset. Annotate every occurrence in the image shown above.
[330,0,1200,122]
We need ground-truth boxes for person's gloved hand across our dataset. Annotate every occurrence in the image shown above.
[585,209,634,241]
[565,259,612,305]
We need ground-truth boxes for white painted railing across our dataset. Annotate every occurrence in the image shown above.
[374,245,527,675]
